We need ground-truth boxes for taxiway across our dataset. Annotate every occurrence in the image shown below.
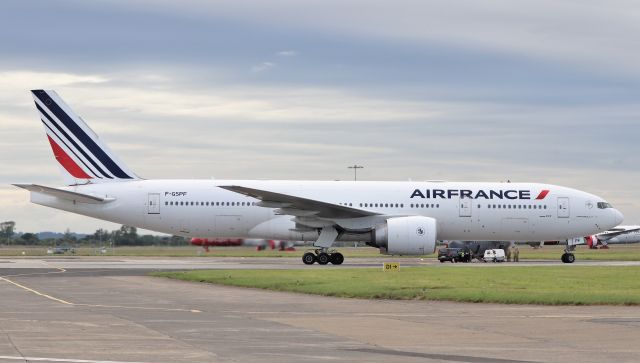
[0,257,639,363]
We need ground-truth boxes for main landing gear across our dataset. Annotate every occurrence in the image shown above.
[302,249,344,265]
[561,245,576,263]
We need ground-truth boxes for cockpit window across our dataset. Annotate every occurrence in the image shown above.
[597,202,613,209]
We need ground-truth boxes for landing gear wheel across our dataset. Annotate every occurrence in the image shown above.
[302,252,316,265]
[561,253,576,263]
[330,252,344,265]
[317,252,330,265]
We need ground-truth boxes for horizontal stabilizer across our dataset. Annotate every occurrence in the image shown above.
[13,184,115,204]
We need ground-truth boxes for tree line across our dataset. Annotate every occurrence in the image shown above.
[0,221,187,246]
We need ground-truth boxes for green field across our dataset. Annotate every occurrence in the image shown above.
[0,245,386,258]
[2,244,640,260]
[154,265,640,305]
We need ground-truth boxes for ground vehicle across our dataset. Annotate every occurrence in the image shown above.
[438,247,471,263]
[46,246,75,255]
[483,248,505,262]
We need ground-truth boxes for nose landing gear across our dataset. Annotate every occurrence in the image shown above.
[302,249,344,265]
[561,245,576,263]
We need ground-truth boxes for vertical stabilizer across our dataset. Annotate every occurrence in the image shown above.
[31,89,140,185]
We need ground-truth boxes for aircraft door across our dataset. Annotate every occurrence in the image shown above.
[148,193,160,214]
[557,197,569,218]
[459,196,471,217]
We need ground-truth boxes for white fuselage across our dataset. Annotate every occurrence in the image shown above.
[29,180,622,243]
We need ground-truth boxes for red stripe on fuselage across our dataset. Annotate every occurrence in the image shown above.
[47,135,92,179]
[535,190,550,200]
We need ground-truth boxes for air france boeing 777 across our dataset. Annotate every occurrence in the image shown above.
[15,90,624,264]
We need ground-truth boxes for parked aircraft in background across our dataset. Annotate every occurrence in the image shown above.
[586,225,640,249]
[14,90,624,265]
[190,237,303,252]
[453,225,640,256]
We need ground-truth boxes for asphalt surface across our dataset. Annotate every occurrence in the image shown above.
[0,257,639,363]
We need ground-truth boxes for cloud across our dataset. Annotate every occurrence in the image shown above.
[0,1,638,233]
[122,0,640,77]
[251,62,276,73]
[277,50,298,57]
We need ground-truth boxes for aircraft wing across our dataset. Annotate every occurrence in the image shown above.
[219,185,379,219]
[13,184,115,204]
[597,227,640,240]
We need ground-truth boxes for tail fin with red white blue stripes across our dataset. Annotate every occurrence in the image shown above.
[31,89,140,185]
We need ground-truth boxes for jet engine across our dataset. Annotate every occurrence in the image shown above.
[369,216,437,255]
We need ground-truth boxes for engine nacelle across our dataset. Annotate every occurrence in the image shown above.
[371,216,437,255]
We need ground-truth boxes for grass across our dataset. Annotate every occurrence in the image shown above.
[154,265,640,305]
[0,246,390,258]
[3,244,640,261]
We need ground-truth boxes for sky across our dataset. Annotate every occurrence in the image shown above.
[0,0,638,234]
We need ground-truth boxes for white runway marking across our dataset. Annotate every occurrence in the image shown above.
[0,355,150,363]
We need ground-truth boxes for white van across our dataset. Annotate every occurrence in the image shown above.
[483,249,506,262]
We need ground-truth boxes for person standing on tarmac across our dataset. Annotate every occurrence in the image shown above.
[506,246,512,262]
[513,246,520,262]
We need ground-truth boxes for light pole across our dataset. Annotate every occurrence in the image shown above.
[348,165,364,181]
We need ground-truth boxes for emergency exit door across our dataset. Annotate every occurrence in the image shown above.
[557,197,569,218]
[148,193,160,214]
[459,196,472,217]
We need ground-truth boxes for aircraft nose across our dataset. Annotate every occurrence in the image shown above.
[613,209,624,226]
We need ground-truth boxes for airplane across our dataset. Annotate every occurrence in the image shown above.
[585,225,640,249]
[14,90,624,265]
[190,237,303,251]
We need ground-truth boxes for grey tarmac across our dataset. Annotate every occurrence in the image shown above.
[0,257,639,363]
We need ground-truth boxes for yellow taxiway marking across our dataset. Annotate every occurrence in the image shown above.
[0,268,201,313]
[0,275,74,305]
[2,267,67,278]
